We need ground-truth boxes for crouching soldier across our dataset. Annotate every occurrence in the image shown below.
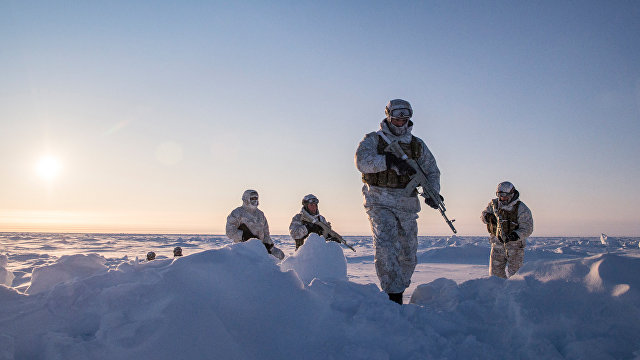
[481,181,534,278]
[289,194,340,250]
[226,189,276,255]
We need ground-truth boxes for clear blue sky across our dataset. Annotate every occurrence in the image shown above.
[1,1,639,236]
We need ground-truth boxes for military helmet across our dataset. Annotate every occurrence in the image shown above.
[302,194,319,205]
[496,181,516,204]
[385,99,413,119]
[173,246,183,257]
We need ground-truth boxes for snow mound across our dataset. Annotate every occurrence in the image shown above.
[1,241,640,359]
[0,254,14,287]
[280,233,347,285]
[26,254,108,294]
[410,253,640,359]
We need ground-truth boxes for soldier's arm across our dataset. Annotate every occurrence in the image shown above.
[260,211,273,245]
[515,203,534,239]
[355,133,387,174]
[225,210,244,243]
[481,201,494,224]
[289,214,309,240]
[416,138,441,194]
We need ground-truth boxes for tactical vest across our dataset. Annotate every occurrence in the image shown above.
[487,200,520,238]
[362,135,422,188]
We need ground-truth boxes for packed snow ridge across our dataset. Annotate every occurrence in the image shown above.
[0,234,639,359]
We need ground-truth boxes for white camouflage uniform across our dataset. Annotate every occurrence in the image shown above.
[481,194,533,278]
[226,190,274,247]
[289,208,329,241]
[355,120,440,294]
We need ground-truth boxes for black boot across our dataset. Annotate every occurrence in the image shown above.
[388,292,403,305]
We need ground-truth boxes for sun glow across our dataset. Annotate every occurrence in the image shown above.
[35,155,62,180]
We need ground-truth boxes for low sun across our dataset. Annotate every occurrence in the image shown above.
[36,155,62,180]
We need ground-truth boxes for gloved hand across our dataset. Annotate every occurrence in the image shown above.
[264,242,274,254]
[505,232,519,242]
[425,194,444,209]
[385,153,416,176]
[484,213,497,225]
[305,222,324,236]
[326,235,341,243]
[238,223,257,242]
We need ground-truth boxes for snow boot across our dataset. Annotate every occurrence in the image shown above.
[388,292,403,305]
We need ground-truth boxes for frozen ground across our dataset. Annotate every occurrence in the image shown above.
[0,232,639,359]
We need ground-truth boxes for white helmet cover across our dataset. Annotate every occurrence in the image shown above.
[385,99,413,119]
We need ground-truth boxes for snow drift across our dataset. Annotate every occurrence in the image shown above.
[1,236,640,359]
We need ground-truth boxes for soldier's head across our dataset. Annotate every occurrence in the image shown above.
[173,246,183,257]
[385,99,412,135]
[146,251,156,261]
[302,194,319,215]
[242,189,259,209]
[496,181,516,205]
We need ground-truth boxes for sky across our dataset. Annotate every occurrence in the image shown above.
[1,1,639,236]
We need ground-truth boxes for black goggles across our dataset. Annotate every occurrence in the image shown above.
[496,191,511,197]
[389,108,412,118]
[305,198,319,205]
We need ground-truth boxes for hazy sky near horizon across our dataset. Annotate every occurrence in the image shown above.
[1,1,639,236]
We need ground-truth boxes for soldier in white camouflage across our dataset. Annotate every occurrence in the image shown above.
[481,181,534,278]
[289,194,340,250]
[226,189,275,255]
[355,99,442,304]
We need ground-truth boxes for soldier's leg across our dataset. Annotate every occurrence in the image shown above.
[506,247,525,277]
[397,215,419,292]
[489,244,507,279]
[366,207,402,294]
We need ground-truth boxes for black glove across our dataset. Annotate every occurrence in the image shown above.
[484,213,497,225]
[238,223,257,242]
[505,232,519,242]
[264,242,274,254]
[385,153,416,176]
[326,235,341,243]
[425,194,444,209]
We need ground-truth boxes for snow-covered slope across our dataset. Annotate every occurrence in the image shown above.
[1,233,639,359]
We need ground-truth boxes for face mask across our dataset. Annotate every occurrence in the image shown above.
[387,119,408,136]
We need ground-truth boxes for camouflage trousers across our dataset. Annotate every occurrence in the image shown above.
[490,242,524,278]
[366,207,419,294]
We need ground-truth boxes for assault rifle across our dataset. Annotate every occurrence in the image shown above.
[490,200,517,244]
[377,131,457,234]
[490,201,505,242]
[300,209,356,252]
[490,201,509,255]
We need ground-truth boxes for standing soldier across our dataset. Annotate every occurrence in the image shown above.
[481,181,534,278]
[226,189,275,255]
[289,194,340,250]
[355,99,443,304]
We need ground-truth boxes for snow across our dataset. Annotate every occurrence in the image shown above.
[280,234,347,285]
[0,233,639,359]
[0,254,14,287]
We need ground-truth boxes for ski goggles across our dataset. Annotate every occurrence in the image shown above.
[389,108,412,118]
[305,198,319,204]
[496,191,511,197]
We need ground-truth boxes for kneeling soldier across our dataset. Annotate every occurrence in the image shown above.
[289,194,339,250]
